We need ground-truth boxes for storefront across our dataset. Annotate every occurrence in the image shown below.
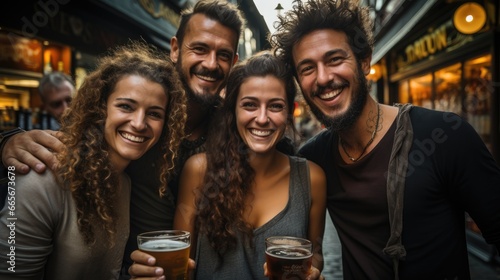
[372,0,499,264]
[392,27,495,152]
[0,0,182,131]
[0,0,269,132]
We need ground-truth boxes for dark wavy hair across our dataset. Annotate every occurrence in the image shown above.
[196,51,297,254]
[269,0,374,76]
[175,0,245,52]
[56,41,187,246]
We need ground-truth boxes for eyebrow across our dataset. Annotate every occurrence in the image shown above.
[115,97,166,111]
[240,96,286,103]
[188,41,235,56]
[186,41,208,49]
[296,48,348,70]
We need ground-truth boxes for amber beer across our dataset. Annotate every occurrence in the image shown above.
[265,236,313,280]
[138,230,190,280]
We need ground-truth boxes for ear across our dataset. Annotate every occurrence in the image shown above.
[170,37,179,63]
[361,55,372,76]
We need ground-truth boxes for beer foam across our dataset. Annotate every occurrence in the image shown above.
[271,238,304,246]
[139,239,190,252]
[266,247,312,259]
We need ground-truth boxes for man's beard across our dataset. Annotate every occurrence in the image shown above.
[176,56,224,107]
[307,65,369,132]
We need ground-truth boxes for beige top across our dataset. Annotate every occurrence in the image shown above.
[0,170,130,280]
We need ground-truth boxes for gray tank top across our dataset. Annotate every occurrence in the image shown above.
[194,156,311,280]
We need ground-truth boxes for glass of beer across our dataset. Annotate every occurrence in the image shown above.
[137,230,190,280]
[265,236,313,280]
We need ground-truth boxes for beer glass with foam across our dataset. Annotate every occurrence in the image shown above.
[137,230,190,280]
[265,236,313,280]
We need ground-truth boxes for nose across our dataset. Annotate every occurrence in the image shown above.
[202,51,218,71]
[255,105,269,125]
[316,63,332,87]
[130,111,147,131]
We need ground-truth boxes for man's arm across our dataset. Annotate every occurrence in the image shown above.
[1,129,63,174]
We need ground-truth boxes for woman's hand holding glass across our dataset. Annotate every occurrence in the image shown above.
[129,249,196,279]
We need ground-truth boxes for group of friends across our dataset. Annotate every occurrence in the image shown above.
[0,0,499,279]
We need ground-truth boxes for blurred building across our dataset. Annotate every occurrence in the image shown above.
[0,0,268,131]
[365,0,499,265]
[366,0,499,161]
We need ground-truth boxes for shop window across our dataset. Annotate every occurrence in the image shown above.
[397,54,492,153]
[398,80,410,104]
[464,55,491,149]
[409,74,432,109]
[434,63,462,115]
[43,42,72,75]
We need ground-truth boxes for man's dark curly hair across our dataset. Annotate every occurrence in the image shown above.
[269,0,374,76]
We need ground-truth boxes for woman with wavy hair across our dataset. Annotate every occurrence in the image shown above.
[0,41,186,279]
[173,51,326,279]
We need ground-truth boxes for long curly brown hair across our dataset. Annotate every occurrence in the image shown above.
[196,51,297,255]
[56,41,187,246]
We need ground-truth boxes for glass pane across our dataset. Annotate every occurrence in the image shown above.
[434,63,462,114]
[464,54,491,149]
[398,80,409,104]
[409,74,432,109]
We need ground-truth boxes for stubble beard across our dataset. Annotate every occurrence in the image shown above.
[306,65,369,133]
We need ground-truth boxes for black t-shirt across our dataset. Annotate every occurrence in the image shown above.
[299,106,500,280]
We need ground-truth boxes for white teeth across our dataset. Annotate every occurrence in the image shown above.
[195,74,216,82]
[250,129,272,136]
[319,88,342,100]
[120,132,145,143]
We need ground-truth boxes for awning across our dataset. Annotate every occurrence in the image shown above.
[372,0,439,65]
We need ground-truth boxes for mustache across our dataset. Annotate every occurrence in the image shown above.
[192,66,224,80]
[312,81,348,97]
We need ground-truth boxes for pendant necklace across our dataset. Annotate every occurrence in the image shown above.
[339,103,381,162]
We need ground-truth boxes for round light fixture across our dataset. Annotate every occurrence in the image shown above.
[453,2,487,34]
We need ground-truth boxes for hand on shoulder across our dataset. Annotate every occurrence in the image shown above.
[2,130,63,174]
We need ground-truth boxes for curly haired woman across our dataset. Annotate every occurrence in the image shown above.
[0,41,186,279]
[173,52,326,279]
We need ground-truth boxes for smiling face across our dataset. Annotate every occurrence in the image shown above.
[236,75,288,155]
[292,29,371,131]
[170,13,239,107]
[104,74,167,170]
